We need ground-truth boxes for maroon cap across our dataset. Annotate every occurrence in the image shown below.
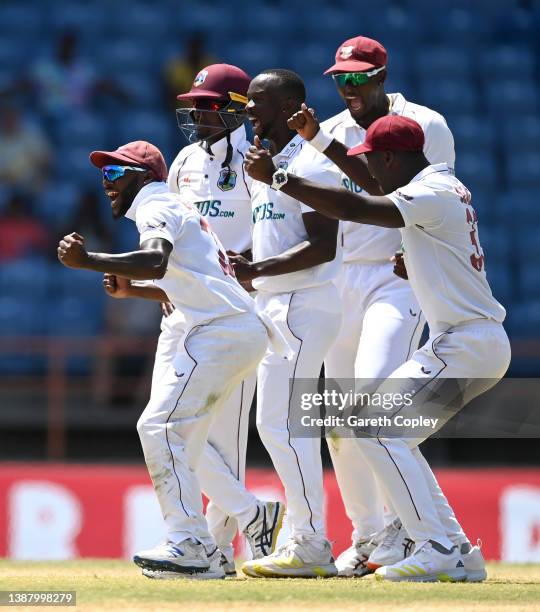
[324,36,387,75]
[347,115,425,156]
[89,141,168,182]
[176,63,251,101]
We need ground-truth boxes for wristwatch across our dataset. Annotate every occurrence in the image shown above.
[271,167,288,190]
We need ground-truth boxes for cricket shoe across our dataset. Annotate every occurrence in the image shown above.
[133,539,210,575]
[141,547,225,580]
[366,518,415,571]
[243,500,285,560]
[219,550,237,577]
[462,540,487,582]
[242,535,338,578]
[374,540,467,583]
[335,538,378,577]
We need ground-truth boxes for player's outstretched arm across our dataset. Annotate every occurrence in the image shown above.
[103,274,170,302]
[287,104,382,195]
[244,140,403,228]
[58,233,172,280]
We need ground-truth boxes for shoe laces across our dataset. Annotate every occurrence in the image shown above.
[379,520,402,550]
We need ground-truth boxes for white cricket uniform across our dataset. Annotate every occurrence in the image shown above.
[252,134,342,539]
[351,164,510,546]
[320,93,457,542]
[156,125,258,556]
[130,181,268,548]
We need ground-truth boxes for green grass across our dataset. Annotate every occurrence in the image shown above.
[0,560,539,611]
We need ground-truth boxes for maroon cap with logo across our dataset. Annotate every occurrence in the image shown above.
[347,115,425,156]
[89,141,168,181]
[324,36,387,74]
[176,63,251,101]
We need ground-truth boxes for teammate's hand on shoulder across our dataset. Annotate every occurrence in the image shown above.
[287,103,320,141]
[103,274,132,298]
[57,232,89,269]
[161,302,175,317]
[244,135,275,184]
[391,251,408,280]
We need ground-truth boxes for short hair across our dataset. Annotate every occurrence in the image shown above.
[258,69,306,103]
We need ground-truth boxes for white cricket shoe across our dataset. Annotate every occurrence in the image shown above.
[141,547,225,580]
[242,536,338,578]
[462,540,487,582]
[133,540,210,575]
[243,501,285,560]
[375,540,467,582]
[335,538,377,577]
[367,519,415,571]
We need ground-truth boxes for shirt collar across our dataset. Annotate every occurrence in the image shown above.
[272,133,304,165]
[203,124,247,157]
[125,181,168,221]
[409,163,450,184]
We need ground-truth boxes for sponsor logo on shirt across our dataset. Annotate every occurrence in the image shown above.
[217,168,237,191]
[395,190,414,201]
[252,202,286,223]
[195,199,235,218]
[143,221,166,230]
[341,177,363,194]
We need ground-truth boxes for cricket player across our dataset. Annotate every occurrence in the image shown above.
[57,140,270,579]
[243,114,510,582]
[167,64,284,574]
[288,35,479,579]
[230,69,342,578]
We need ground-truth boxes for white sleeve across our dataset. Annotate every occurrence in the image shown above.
[386,182,445,228]
[167,154,182,194]
[298,151,342,214]
[136,200,181,246]
[423,113,456,169]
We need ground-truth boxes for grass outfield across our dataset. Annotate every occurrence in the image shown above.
[0,561,539,611]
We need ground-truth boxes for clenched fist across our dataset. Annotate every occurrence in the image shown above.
[287,103,320,141]
[57,232,89,269]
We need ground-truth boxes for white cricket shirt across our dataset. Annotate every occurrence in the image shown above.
[321,93,455,263]
[251,134,342,293]
[168,125,253,254]
[386,163,505,334]
[125,182,256,327]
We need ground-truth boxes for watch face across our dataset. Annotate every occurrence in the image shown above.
[276,173,286,184]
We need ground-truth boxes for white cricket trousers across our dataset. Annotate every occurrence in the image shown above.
[325,261,425,540]
[137,312,267,548]
[352,320,511,546]
[256,283,342,539]
[149,311,258,553]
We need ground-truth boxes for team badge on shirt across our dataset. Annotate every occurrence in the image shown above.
[217,168,237,191]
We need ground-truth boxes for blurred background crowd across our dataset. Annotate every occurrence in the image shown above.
[0,0,539,463]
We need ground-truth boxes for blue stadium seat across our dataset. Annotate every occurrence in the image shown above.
[287,44,334,80]
[54,146,100,187]
[481,46,535,78]
[455,152,499,193]
[225,40,284,78]
[428,7,491,42]
[514,227,538,263]
[0,37,30,71]
[485,80,538,116]
[500,189,540,222]
[470,191,499,227]
[113,111,172,161]
[54,267,106,302]
[0,297,45,336]
[36,183,81,229]
[55,112,107,150]
[47,296,105,337]
[506,153,540,189]
[505,301,540,338]
[0,258,53,300]
[46,2,105,36]
[0,4,42,36]
[418,79,478,116]
[479,226,512,265]
[519,266,540,301]
[97,39,155,78]
[485,262,512,303]
[415,47,472,79]
[450,115,496,152]
[500,115,540,152]
[113,71,162,111]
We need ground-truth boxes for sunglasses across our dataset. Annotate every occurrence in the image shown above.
[332,65,386,88]
[102,165,147,182]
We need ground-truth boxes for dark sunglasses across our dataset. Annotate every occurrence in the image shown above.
[102,165,147,182]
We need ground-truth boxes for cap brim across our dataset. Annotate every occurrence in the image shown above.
[176,89,227,100]
[89,150,143,169]
[324,60,379,75]
[347,143,373,156]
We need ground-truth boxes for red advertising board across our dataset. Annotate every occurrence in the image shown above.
[0,463,539,562]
